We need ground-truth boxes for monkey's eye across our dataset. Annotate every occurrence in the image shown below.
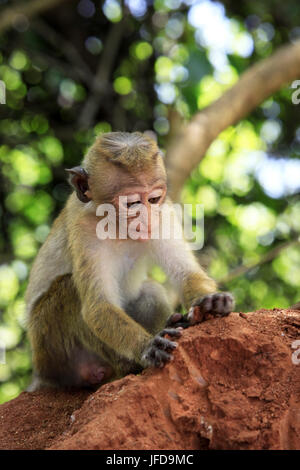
[127,201,141,208]
[148,196,161,204]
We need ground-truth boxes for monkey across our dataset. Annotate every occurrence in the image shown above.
[26,132,234,390]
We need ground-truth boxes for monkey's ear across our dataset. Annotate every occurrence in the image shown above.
[65,167,91,203]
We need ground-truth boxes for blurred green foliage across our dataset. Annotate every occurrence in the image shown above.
[0,0,300,403]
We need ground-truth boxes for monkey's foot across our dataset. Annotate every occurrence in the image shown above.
[78,364,108,386]
[142,328,182,369]
[166,312,190,329]
[187,292,235,325]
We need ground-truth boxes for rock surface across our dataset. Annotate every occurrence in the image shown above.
[0,309,299,450]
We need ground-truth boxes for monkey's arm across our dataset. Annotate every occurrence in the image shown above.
[26,209,72,316]
[151,238,234,324]
[75,275,180,369]
[151,237,217,307]
[69,216,179,368]
[82,300,152,364]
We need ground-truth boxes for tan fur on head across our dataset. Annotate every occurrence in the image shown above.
[85,132,160,170]
[83,132,166,204]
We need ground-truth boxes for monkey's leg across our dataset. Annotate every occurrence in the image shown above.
[31,276,165,381]
[28,274,112,389]
[125,280,173,335]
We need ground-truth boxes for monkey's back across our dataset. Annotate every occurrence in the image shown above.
[25,208,73,319]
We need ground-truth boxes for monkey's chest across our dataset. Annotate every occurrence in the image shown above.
[121,253,138,272]
[117,250,149,303]
[98,240,148,306]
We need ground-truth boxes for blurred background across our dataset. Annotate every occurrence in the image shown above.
[0,0,300,403]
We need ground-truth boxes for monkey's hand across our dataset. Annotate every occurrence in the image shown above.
[166,312,190,329]
[187,292,234,325]
[141,328,182,368]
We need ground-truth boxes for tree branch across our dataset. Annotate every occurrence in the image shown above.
[0,0,74,35]
[166,40,300,201]
[218,237,300,285]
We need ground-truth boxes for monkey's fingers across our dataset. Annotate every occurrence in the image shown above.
[165,313,190,329]
[187,305,205,325]
[152,335,178,351]
[166,312,183,325]
[144,348,172,368]
[188,292,235,325]
[158,328,182,339]
[209,292,235,316]
[141,335,178,368]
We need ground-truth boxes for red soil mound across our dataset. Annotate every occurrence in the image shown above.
[0,309,299,450]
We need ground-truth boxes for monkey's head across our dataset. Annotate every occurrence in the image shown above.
[67,132,167,241]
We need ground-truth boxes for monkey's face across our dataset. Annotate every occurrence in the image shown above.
[69,133,169,241]
[114,172,167,242]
